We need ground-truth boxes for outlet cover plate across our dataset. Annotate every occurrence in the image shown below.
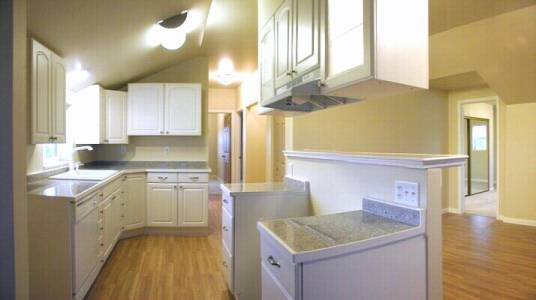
[395,181,419,207]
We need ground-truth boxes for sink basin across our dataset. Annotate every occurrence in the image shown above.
[49,169,118,181]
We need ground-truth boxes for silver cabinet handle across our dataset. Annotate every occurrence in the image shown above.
[267,256,280,268]
[160,131,164,134]
[157,176,168,180]
[189,176,199,180]
[166,131,170,134]
[222,226,228,232]
[223,199,229,204]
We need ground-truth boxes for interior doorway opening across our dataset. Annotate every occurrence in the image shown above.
[459,101,498,217]
[208,112,234,194]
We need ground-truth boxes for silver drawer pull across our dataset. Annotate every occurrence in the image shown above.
[223,199,229,204]
[267,256,280,268]
[157,176,168,180]
[189,176,199,180]
[222,226,228,232]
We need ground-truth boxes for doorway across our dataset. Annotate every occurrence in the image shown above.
[208,112,234,194]
[459,101,497,217]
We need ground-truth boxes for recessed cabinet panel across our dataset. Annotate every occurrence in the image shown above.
[165,84,202,136]
[178,184,208,227]
[293,0,321,76]
[51,53,66,143]
[274,0,293,88]
[128,84,164,135]
[260,18,276,102]
[105,90,128,144]
[147,183,177,227]
[124,175,146,230]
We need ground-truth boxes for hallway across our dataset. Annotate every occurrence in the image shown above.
[465,190,497,217]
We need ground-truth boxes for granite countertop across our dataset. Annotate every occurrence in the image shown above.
[27,161,210,199]
[260,210,415,253]
[222,182,293,194]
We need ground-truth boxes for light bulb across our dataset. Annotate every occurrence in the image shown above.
[160,28,186,50]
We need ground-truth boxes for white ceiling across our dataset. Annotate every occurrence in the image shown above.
[29,0,535,90]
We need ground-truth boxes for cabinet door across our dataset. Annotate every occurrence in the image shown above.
[292,0,321,77]
[31,40,53,144]
[274,0,293,89]
[51,53,66,143]
[127,84,164,135]
[261,263,293,300]
[164,84,202,136]
[125,175,146,230]
[260,17,276,103]
[105,90,128,144]
[147,183,177,227]
[100,199,114,261]
[178,184,208,227]
[111,190,123,243]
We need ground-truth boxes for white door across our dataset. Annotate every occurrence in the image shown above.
[105,90,128,144]
[31,40,53,144]
[274,0,294,89]
[128,84,164,135]
[125,175,146,230]
[292,0,321,76]
[100,198,114,260]
[164,84,202,136]
[51,53,66,143]
[260,17,276,103]
[147,183,177,227]
[74,205,98,293]
[178,184,208,227]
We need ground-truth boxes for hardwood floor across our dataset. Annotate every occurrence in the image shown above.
[87,195,536,300]
[443,213,536,300]
[85,195,233,300]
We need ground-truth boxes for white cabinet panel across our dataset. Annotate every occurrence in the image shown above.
[124,175,146,230]
[178,183,208,227]
[261,263,293,300]
[260,17,276,102]
[51,53,66,143]
[147,183,177,227]
[111,190,123,243]
[128,84,164,135]
[165,84,202,136]
[274,0,293,88]
[292,0,321,77]
[105,90,128,144]
[100,197,114,261]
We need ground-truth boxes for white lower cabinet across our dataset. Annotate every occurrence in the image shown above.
[147,183,178,227]
[124,174,146,230]
[178,184,208,227]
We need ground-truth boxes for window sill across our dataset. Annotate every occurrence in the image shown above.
[43,161,69,170]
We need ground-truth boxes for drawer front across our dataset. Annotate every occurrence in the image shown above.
[261,240,297,298]
[222,242,234,292]
[178,173,209,183]
[103,178,122,198]
[222,192,234,216]
[222,208,234,252]
[261,262,294,300]
[75,193,99,222]
[147,172,178,183]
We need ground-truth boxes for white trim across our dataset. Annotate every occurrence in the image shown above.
[498,215,536,227]
[284,150,467,169]
[456,96,501,218]
[442,208,461,214]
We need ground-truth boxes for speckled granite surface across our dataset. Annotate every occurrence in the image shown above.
[222,177,308,195]
[82,160,209,171]
[259,205,419,253]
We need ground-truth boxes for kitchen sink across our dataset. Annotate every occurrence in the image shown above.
[49,169,118,181]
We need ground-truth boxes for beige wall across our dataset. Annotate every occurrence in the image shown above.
[503,103,536,221]
[244,104,268,183]
[93,56,209,162]
[290,89,450,208]
[208,88,237,112]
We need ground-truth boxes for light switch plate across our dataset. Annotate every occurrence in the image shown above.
[395,181,419,207]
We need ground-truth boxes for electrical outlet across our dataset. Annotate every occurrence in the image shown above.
[394,181,419,207]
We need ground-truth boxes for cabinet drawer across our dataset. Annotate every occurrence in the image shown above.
[222,192,234,215]
[222,208,234,252]
[261,240,297,298]
[222,242,234,292]
[178,173,208,183]
[102,178,122,198]
[147,172,178,183]
[75,193,98,222]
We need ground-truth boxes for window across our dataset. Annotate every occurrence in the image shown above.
[43,144,63,168]
[471,125,487,151]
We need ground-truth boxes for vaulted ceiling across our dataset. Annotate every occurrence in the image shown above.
[28,0,536,90]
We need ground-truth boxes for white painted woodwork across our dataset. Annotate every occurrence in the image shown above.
[146,183,178,227]
[127,83,164,135]
[178,184,208,227]
[274,0,293,88]
[261,262,293,300]
[31,39,66,144]
[222,241,234,292]
[292,0,321,77]
[73,195,99,294]
[124,174,146,230]
[147,172,179,183]
[260,17,276,102]
[178,172,209,183]
[164,83,202,136]
[104,90,128,144]
[111,189,123,243]
[100,196,114,261]
[220,183,309,300]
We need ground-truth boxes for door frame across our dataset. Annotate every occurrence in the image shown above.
[456,96,500,218]
[465,116,491,196]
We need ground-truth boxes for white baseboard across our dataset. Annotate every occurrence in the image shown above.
[498,215,536,227]
[442,208,461,214]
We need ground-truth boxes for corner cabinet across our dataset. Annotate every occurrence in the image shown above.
[124,174,146,230]
[128,83,202,136]
[31,39,66,144]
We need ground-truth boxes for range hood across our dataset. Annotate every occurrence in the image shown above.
[262,80,360,112]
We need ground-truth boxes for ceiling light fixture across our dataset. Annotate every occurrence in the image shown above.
[66,62,90,89]
[216,58,236,85]
[147,10,199,51]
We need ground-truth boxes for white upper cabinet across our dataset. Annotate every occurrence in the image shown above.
[128,83,202,136]
[73,85,128,144]
[31,39,66,144]
[104,90,128,144]
[292,0,321,77]
[260,17,276,103]
[165,84,202,136]
[128,83,164,135]
[274,0,293,89]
